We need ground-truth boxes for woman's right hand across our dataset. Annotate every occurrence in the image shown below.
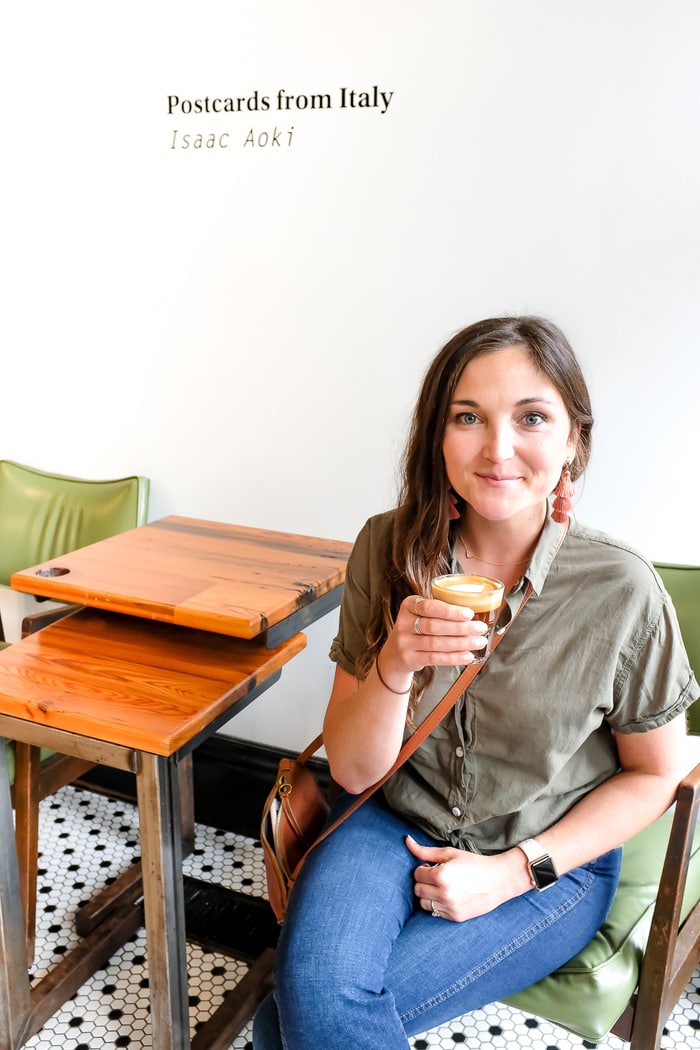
[377,593,489,687]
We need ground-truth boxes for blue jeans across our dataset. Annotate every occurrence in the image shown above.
[253,792,621,1049]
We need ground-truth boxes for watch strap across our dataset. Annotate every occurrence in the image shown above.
[518,837,549,865]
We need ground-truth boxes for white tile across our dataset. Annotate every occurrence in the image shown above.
[20,786,700,1049]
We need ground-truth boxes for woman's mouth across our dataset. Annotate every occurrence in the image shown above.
[477,473,521,485]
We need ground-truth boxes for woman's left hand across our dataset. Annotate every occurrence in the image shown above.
[405,835,525,922]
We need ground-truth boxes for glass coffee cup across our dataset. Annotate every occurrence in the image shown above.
[431,574,505,663]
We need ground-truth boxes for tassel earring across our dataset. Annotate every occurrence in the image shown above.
[551,463,575,523]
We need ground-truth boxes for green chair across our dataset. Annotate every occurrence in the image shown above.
[503,563,700,1050]
[0,459,150,960]
[0,458,150,643]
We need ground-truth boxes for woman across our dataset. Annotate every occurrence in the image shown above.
[253,316,698,1048]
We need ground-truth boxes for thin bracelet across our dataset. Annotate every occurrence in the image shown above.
[375,652,412,695]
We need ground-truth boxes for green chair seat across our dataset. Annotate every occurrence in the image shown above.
[505,809,700,1041]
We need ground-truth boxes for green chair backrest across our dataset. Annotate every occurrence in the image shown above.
[654,564,700,735]
[0,459,150,587]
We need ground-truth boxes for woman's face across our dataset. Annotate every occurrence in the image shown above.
[442,345,578,529]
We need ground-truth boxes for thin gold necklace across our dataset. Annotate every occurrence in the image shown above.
[460,532,531,568]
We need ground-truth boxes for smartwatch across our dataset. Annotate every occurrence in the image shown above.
[517,837,559,891]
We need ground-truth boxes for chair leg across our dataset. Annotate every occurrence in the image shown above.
[12,742,41,965]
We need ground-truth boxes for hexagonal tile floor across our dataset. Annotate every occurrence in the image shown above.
[20,785,700,1049]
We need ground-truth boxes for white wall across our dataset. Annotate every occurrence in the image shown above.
[3,1,699,750]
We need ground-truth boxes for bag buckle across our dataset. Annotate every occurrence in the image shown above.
[278,773,293,796]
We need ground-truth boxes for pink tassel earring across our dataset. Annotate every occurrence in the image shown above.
[551,463,575,523]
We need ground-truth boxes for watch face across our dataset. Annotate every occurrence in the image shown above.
[532,856,558,890]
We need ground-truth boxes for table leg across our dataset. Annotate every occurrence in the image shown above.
[76,754,196,937]
[179,753,195,854]
[0,740,32,1049]
[136,751,191,1050]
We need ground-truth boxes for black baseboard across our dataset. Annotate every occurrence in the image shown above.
[79,736,331,841]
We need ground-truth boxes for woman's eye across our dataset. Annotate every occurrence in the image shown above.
[522,411,546,426]
[457,411,479,425]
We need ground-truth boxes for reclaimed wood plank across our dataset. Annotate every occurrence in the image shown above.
[10,516,352,639]
[0,609,305,755]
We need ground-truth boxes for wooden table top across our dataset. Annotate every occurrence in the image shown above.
[0,608,305,755]
[11,515,352,641]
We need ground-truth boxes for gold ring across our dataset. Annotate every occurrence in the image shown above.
[414,616,422,635]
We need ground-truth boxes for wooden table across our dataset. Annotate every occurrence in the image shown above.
[10,514,352,645]
[0,517,352,1048]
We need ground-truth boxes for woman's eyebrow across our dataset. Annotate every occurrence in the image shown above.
[515,397,557,407]
[451,396,556,407]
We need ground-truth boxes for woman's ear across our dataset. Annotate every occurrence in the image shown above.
[567,419,582,470]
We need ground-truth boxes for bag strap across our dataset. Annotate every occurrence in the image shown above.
[306,583,531,845]
[296,519,568,856]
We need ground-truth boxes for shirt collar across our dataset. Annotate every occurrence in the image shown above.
[525,515,569,596]
[450,514,568,598]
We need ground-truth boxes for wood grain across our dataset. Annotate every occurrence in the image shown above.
[0,609,305,755]
[10,516,352,639]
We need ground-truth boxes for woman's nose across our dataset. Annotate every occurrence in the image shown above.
[483,424,514,462]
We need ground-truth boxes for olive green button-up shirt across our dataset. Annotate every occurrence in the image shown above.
[329,511,699,853]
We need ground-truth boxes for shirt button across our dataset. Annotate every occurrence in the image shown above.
[455,747,464,757]
[451,806,462,818]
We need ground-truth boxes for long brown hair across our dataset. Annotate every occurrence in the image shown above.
[357,316,594,702]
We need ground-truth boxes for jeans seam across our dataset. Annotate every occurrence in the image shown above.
[399,866,596,1024]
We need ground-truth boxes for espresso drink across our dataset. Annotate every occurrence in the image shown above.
[431,574,505,661]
